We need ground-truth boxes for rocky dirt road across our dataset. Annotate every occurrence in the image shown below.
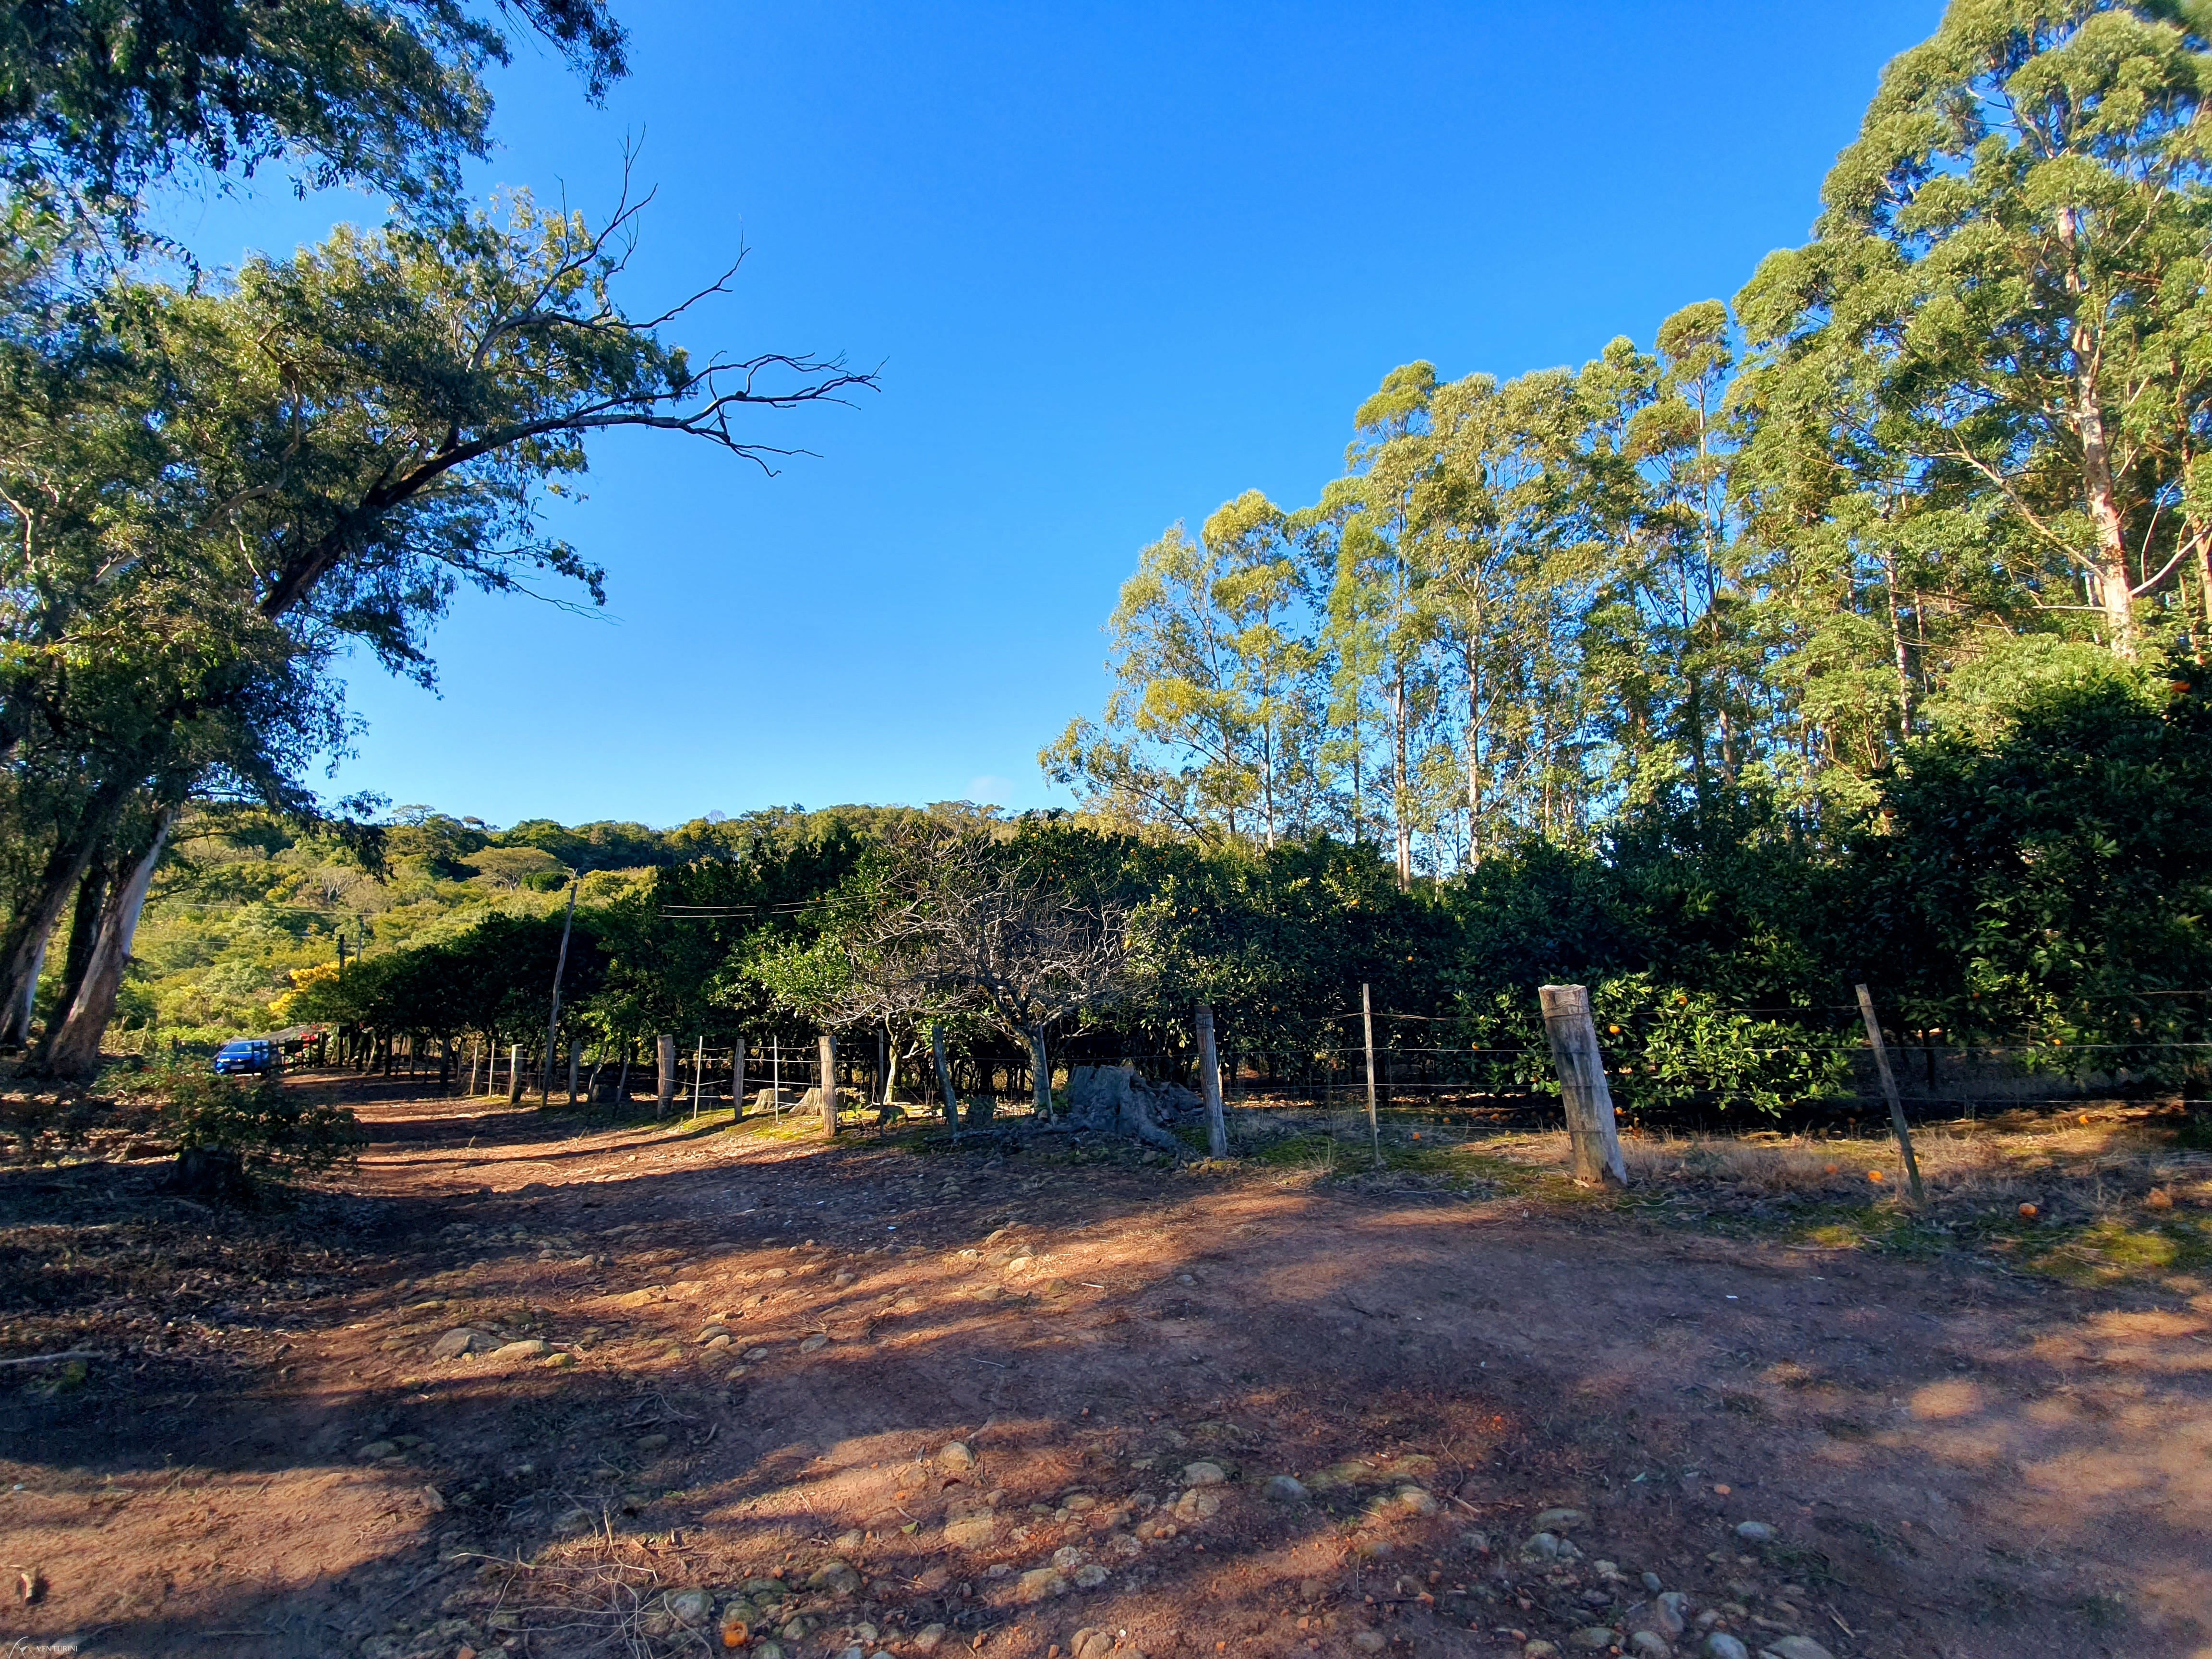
[3,1079,2207,1659]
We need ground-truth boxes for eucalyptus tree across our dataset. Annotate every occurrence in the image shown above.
[1422,365,1593,860]
[1044,492,1324,846]
[1738,0,2212,661]
[1331,362,1444,890]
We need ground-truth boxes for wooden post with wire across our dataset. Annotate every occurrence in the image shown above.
[1197,1002,1226,1157]
[932,1022,960,1141]
[541,880,577,1105]
[1361,982,1382,1168]
[655,1034,676,1119]
[690,1035,704,1120]
[1539,984,1629,1188]
[732,1035,745,1119]
[818,1032,839,1138]
[1854,983,1926,1205]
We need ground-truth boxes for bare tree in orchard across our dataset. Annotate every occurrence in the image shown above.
[878,828,1134,1121]
[744,862,967,1126]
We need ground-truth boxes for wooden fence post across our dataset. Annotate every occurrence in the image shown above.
[541,880,577,1105]
[1538,984,1629,1188]
[690,1036,704,1120]
[1197,1002,1227,1158]
[1854,984,1927,1206]
[1361,982,1382,1168]
[655,1033,676,1119]
[567,1038,581,1106]
[507,1043,523,1105]
[818,1032,839,1137]
[931,1022,960,1141]
[733,1035,746,1118]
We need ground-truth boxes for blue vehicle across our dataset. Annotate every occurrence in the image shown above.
[212,1038,276,1076]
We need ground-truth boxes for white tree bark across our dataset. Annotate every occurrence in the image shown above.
[43,812,172,1081]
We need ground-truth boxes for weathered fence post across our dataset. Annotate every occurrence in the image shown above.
[932,1022,960,1141]
[541,880,577,1105]
[818,1032,839,1137]
[567,1038,581,1107]
[1361,982,1382,1169]
[1197,1002,1227,1158]
[732,1035,746,1117]
[1854,984,1927,1205]
[507,1043,523,1105]
[1538,984,1629,1188]
[655,1033,676,1119]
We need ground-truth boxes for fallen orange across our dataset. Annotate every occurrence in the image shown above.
[1867,1169,1885,1183]
[2019,1203,2040,1220]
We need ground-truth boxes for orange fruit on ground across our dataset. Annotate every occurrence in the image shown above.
[1867,1169,1885,1183]
[2019,1203,2040,1220]
[2148,1190,2175,1211]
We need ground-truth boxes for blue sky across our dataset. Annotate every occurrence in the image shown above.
[169,0,1942,829]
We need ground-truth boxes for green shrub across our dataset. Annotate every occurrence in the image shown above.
[133,1061,363,1174]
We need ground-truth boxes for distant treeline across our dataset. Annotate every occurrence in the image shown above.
[284,669,2212,1117]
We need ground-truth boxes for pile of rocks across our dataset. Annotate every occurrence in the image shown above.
[1506,1513,1835,1659]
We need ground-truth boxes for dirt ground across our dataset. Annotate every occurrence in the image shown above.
[4,1075,2211,1659]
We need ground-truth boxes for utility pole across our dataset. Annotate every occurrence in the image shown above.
[541,881,577,1105]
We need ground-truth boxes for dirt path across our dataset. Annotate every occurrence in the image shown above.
[4,1077,2209,1659]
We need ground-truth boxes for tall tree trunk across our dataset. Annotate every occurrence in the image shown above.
[2078,385,2138,657]
[1464,642,1484,870]
[3,933,48,1049]
[1882,547,1915,736]
[2057,211,2137,659]
[1349,707,1363,845]
[0,777,131,1043]
[1391,672,1411,891]
[1261,725,1278,850]
[40,811,171,1082]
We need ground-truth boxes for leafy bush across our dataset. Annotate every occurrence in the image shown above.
[132,1061,363,1174]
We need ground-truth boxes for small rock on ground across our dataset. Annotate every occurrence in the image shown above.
[1757,1641,1834,1659]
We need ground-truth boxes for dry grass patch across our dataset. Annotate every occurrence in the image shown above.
[1463,1113,2212,1284]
